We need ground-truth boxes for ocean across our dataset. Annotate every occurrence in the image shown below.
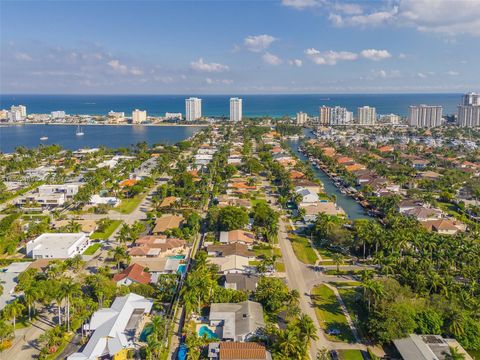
[0,93,463,118]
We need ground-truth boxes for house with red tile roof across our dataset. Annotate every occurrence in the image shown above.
[112,263,151,285]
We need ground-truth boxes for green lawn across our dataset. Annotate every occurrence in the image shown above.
[114,195,144,214]
[275,261,285,272]
[338,287,369,341]
[90,220,122,240]
[289,235,318,265]
[250,198,267,207]
[311,284,355,343]
[337,349,365,360]
[325,269,363,276]
[83,243,102,255]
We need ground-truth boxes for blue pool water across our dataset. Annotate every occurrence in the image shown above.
[139,324,153,342]
[168,255,185,260]
[198,326,218,339]
[177,264,187,274]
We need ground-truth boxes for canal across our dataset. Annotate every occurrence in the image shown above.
[286,137,371,220]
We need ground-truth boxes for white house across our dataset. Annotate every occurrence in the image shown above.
[68,293,153,360]
[26,233,90,259]
[38,184,79,198]
[295,187,319,205]
[90,194,120,207]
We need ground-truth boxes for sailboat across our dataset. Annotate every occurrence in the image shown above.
[40,135,48,141]
[76,125,84,136]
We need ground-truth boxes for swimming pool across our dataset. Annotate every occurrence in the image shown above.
[177,264,187,274]
[198,325,218,339]
[168,255,185,260]
[139,324,153,342]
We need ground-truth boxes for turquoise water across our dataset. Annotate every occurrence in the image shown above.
[177,264,187,274]
[168,255,185,260]
[0,124,203,152]
[139,324,153,342]
[198,326,218,339]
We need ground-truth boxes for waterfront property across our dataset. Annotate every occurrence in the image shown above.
[67,293,153,360]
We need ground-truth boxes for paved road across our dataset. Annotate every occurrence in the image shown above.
[1,309,55,360]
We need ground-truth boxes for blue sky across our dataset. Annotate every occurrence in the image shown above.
[1,0,479,94]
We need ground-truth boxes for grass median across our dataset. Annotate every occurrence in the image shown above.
[311,284,355,343]
[289,235,318,265]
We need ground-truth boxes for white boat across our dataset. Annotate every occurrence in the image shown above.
[40,136,48,141]
[76,125,84,136]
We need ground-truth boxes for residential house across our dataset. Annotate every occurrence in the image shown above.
[208,255,251,274]
[398,199,424,213]
[207,243,255,258]
[404,206,443,221]
[421,219,462,235]
[393,334,473,360]
[26,233,90,259]
[67,293,153,360]
[209,301,265,341]
[128,236,186,257]
[0,262,31,311]
[113,264,152,286]
[219,230,255,245]
[411,159,429,170]
[208,342,270,360]
[223,273,260,292]
[152,215,184,234]
[292,179,323,194]
[301,202,345,222]
[295,188,319,205]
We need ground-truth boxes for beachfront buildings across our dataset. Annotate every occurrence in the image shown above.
[108,111,125,123]
[408,105,443,128]
[51,110,66,119]
[230,97,243,122]
[132,109,147,124]
[186,97,202,121]
[6,105,27,122]
[296,111,308,125]
[26,233,90,259]
[357,106,376,125]
[319,105,330,125]
[329,106,353,126]
[68,293,153,360]
[380,113,401,125]
[458,93,480,128]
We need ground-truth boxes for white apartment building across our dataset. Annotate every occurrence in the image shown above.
[11,105,26,117]
[51,111,66,119]
[165,112,182,120]
[26,233,90,259]
[462,92,480,106]
[230,97,243,122]
[38,184,79,198]
[381,113,401,125]
[108,111,125,123]
[7,110,23,122]
[319,106,330,125]
[132,109,147,124]
[329,106,352,126]
[296,111,308,125]
[458,105,480,127]
[357,106,376,125]
[408,105,443,128]
[185,97,202,121]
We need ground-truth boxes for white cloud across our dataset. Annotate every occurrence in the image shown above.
[14,52,32,61]
[333,3,363,15]
[281,0,323,10]
[289,59,303,67]
[417,72,427,78]
[108,60,144,76]
[205,78,233,85]
[328,0,480,36]
[399,53,407,59]
[262,52,283,65]
[244,34,277,52]
[447,70,460,76]
[305,48,358,65]
[371,69,401,79]
[360,49,392,61]
[190,58,229,73]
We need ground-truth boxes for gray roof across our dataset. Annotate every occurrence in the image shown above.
[209,301,265,341]
[393,334,451,360]
[224,274,260,292]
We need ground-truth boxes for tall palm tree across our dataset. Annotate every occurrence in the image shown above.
[297,314,318,346]
[277,328,302,359]
[4,300,25,334]
[109,246,130,270]
[332,253,343,272]
[446,346,466,360]
[61,280,81,332]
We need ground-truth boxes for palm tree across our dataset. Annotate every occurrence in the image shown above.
[23,285,42,321]
[297,314,318,346]
[277,328,302,359]
[446,346,466,360]
[332,253,343,272]
[109,246,130,270]
[61,280,81,332]
[4,300,25,334]
[316,348,330,360]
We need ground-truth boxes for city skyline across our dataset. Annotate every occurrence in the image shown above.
[1,0,480,95]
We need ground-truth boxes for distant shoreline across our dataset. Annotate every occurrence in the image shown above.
[0,122,209,128]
